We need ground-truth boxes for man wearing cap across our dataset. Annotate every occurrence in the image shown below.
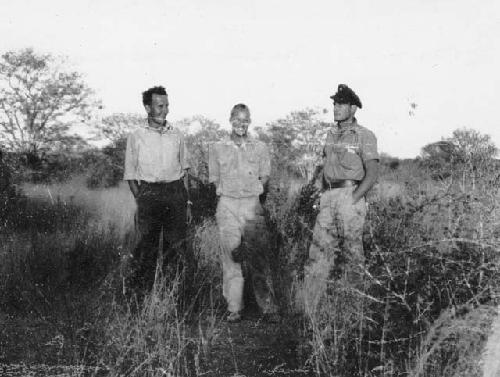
[124,86,192,293]
[209,103,278,322]
[302,84,379,312]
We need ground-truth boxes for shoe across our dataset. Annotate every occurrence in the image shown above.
[227,312,242,323]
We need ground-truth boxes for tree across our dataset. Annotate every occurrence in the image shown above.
[450,128,498,188]
[420,140,456,179]
[83,113,145,188]
[177,116,229,183]
[0,48,97,157]
[85,138,128,189]
[421,128,498,186]
[266,109,329,181]
[95,112,145,146]
[450,128,497,162]
[379,152,400,171]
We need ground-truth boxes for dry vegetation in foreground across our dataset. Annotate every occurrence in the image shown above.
[1,157,499,376]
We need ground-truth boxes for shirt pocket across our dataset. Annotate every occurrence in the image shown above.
[338,144,362,171]
[245,155,260,178]
[219,158,232,175]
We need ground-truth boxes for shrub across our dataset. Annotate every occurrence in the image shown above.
[265,160,500,376]
[85,139,126,189]
[0,199,121,316]
[409,304,496,377]
[102,274,192,377]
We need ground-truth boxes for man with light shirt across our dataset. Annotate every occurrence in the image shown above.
[124,86,191,293]
[209,103,278,322]
[302,84,379,312]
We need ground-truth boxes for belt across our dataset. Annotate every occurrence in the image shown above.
[324,179,359,190]
[139,180,182,187]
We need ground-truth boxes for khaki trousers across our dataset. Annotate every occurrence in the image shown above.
[216,196,277,314]
[301,187,366,313]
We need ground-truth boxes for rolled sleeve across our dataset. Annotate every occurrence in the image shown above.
[208,143,219,184]
[259,143,271,177]
[123,133,137,180]
[360,130,379,162]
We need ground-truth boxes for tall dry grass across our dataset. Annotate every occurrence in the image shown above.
[96,216,224,376]
[1,176,226,374]
[265,163,500,376]
[3,157,499,376]
[101,273,190,377]
[21,175,136,238]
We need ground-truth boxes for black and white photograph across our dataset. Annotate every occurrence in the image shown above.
[1,1,500,376]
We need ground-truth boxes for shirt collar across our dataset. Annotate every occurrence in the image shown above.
[144,120,173,134]
[334,118,358,133]
[225,135,253,148]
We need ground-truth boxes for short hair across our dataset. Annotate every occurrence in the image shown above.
[142,86,167,106]
[230,103,250,120]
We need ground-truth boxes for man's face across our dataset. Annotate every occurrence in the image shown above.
[333,102,355,122]
[231,110,251,137]
[145,94,169,125]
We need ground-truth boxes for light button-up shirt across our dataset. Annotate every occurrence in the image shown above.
[209,137,271,198]
[322,120,378,182]
[123,122,190,183]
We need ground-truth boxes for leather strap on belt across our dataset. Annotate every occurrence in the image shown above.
[324,179,359,190]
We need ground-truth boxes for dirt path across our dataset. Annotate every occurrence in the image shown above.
[1,312,313,377]
[197,314,313,377]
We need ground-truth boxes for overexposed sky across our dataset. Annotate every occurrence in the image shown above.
[1,0,499,157]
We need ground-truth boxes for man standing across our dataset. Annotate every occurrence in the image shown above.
[209,104,278,322]
[303,84,379,311]
[124,86,191,293]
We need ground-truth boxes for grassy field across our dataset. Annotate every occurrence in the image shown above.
[1,163,499,376]
[21,176,136,238]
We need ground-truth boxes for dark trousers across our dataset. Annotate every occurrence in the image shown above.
[129,180,187,293]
